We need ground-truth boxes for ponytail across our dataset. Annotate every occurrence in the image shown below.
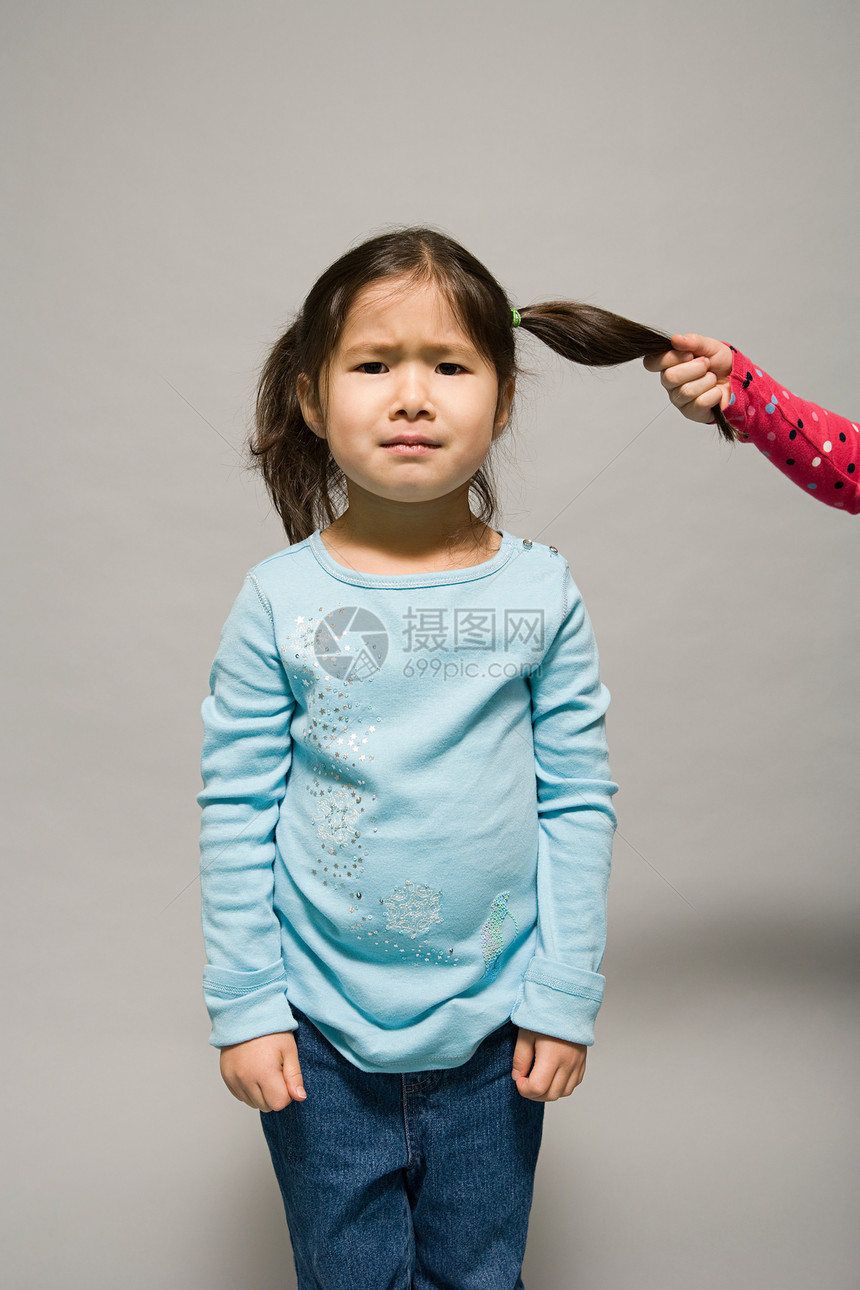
[516,300,736,442]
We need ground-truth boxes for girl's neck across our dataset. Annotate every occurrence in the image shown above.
[319,497,501,576]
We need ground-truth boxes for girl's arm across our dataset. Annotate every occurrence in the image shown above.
[645,334,860,514]
[197,572,297,1049]
[510,563,618,1049]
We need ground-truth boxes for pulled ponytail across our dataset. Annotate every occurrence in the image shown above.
[515,300,736,442]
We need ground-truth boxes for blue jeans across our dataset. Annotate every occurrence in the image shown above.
[260,1006,545,1290]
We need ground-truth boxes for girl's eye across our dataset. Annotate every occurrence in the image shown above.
[356,361,465,375]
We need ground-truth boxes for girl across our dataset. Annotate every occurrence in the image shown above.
[645,333,860,514]
[197,226,690,1289]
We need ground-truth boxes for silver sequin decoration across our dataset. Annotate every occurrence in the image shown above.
[312,785,364,848]
[383,880,443,939]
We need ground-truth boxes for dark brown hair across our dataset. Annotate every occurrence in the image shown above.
[249,226,735,545]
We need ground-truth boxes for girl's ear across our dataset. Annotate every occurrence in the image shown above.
[297,373,325,439]
[493,377,516,436]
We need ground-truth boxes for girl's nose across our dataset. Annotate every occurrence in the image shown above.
[390,366,434,420]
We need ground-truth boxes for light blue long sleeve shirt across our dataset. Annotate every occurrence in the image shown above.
[198,528,618,1073]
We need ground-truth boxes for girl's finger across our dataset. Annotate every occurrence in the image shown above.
[223,1076,247,1106]
[671,332,725,362]
[547,1067,571,1102]
[661,357,711,391]
[670,332,707,350]
[516,1056,554,1100]
[560,1056,585,1097]
[643,348,693,373]
[669,372,718,404]
[695,385,725,410]
[282,1058,307,1102]
[253,1082,273,1112]
[512,1035,536,1081]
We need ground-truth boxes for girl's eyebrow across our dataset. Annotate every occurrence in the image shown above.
[340,338,476,359]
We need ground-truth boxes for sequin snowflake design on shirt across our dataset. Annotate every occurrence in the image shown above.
[281,610,379,905]
[480,892,519,976]
[383,880,443,939]
[281,610,457,967]
[313,785,364,848]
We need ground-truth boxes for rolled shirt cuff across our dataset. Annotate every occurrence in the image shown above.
[510,956,605,1046]
[202,958,296,1048]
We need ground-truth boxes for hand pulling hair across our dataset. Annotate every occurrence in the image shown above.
[510,300,735,442]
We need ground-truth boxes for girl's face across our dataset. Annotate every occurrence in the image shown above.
[299,276,513,508]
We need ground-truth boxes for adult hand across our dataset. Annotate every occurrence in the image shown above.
[644,333,733,424]
[219,1030,306,1111]
[512,1027,587,1101]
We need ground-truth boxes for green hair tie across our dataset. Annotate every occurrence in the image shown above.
[511,308,521,327]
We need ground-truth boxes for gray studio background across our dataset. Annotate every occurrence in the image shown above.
[3,2,859,1287]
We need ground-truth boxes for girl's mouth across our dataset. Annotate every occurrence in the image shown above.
[380,442,440,454]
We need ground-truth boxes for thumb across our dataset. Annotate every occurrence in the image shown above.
[512,1029,536,1081]
[670,333,722,361]
[282,1054,307,1101]
[671,333,733,381]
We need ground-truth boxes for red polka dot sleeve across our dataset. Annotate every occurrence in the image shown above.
[720,345,860,514]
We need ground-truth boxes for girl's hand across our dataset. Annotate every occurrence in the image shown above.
[219,1030,306,1112]
[512,1027,587,1101]
[643,333,733,424]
